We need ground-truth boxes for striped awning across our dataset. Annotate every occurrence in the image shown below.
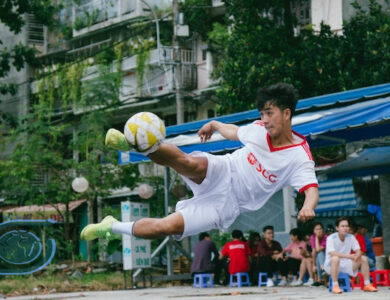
[315,178,357,213]
[316,210,366,217]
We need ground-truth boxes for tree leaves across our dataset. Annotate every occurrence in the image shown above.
[215,0,390,113]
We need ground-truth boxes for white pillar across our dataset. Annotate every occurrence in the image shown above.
[283,186,297,232]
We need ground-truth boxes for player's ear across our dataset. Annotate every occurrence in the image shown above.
[283,108,291,120]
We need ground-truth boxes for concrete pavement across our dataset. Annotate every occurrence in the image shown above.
[7,285,390,300]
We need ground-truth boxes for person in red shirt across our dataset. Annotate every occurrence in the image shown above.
[220,230,251,275]
[349,219,367,254]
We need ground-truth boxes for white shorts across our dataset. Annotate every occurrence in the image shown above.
[324,258,358,277]
[174,152,240,240]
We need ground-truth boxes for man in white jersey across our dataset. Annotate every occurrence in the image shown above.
[81,83,319,241]
[324,217,377,294]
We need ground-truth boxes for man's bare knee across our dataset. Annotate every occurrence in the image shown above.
[330,256,339,264]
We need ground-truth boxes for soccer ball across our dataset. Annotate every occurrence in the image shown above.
[124,112,166,153]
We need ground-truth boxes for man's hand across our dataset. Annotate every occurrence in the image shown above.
[272,253,284,260]
[198,122,215,143]
[297,206,315,222]
[198,121,239,142]
[350,253,359,262]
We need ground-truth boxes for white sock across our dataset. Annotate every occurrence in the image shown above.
[332,281,339,286]
[364,280,370,285]
[112,221,135,236]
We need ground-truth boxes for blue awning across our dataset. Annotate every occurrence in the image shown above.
[315,178,357,213]
[164,82,390,138]
[119,97,390,164]
[322,146,390,179]
[296,82,390,112]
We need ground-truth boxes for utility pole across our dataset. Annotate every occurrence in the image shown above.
[173,0,184,124]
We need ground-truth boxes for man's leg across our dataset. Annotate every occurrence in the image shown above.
[149,143,208,184]
[81,212,184,241]
[330,256,340,283]
[81,143,210,241]
[353,256,377,292]
[132,212,184,239]
[330,256,342,293]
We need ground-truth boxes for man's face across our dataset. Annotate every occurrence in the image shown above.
[260,101,291,139]
[336,220,350,236]
[264,229,274,241]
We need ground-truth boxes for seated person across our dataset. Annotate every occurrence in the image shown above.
[220,230,251,278]
[310,222,327,286]
[283,228,314,286]
[191,232,220,282]
[248,231,261,285]
[324,217,377,294]
[257,225,289,287]
[357,224,376,269]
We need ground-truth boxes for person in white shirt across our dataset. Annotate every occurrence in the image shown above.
[324,217,377,294]
[81,83,319,242]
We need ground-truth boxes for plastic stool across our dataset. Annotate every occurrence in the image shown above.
[258,272,268,286]
[351,272,364,290]
[328,272,351,292]
[193,273,213,288]
[371,269,390,287]
[258,272,279,286]
[230,272,251,287]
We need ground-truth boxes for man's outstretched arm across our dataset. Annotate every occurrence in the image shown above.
[297,187,319,222]
[198,120,239,143]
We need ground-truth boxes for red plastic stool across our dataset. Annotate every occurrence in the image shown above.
[351,272,364,290]
[371,269,390,288]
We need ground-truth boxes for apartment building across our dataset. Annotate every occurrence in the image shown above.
[1,0,218,150]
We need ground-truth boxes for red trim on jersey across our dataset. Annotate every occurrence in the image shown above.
[301,143,314,161]
[266,130,308,152]
[299,183,319,194]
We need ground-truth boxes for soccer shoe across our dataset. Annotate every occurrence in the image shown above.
[332,285,342,294]
[363,284,378,292]
[80,215,118,241]
[105,128,130,151]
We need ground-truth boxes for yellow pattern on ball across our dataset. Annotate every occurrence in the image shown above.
[124,112,166,153]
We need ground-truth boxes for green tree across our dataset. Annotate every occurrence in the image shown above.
[213,0,390,113]
[0,57,139,259]
[0,0,59,126]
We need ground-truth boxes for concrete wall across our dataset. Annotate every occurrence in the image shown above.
[228,190,286,233]
[379,174,390,257]
[0,19,30,158]
[311,0,343,33]
[342,0,390,21]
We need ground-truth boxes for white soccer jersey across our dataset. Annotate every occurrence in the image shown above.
[229,120,318,212]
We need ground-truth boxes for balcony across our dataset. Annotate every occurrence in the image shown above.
[70,0,172,37]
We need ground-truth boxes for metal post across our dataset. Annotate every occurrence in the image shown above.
[164,166,174,276]
[139,0,161,65]
[173,0,184,124]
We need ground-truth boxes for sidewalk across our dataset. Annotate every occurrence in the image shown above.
[8,285,389,300]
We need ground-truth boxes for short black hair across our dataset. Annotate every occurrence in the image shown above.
[232,229,243,239]
[335,217,349,227]
[255,82,299,119]
[263,225,274,233]
[312,222,324,232]
[289,228,302,240]
[199,232,209,241]
[348,218,357,233]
